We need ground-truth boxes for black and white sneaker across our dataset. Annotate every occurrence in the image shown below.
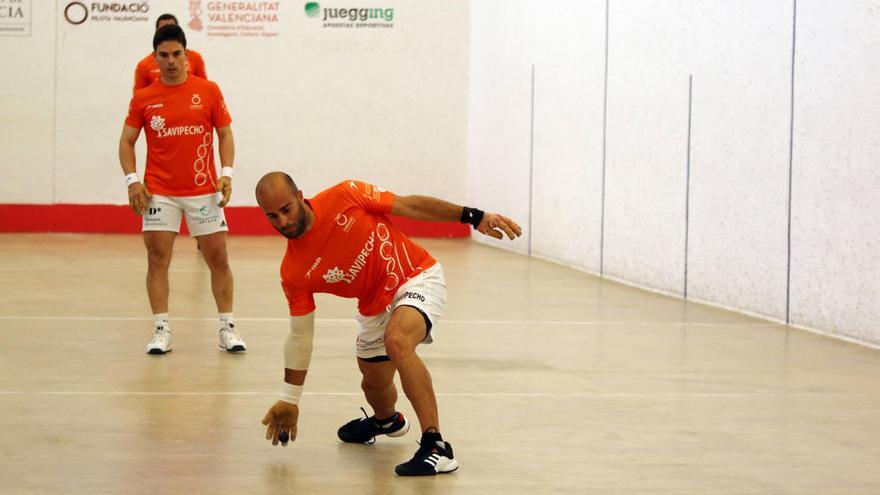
[337,407,410,444]
[395,432,459,476]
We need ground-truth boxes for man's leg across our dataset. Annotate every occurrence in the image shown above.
[358,358,398,420]
[385,305,458,475]
[196,230,246,352]
[384,306,438,433]
[143,231,176,354]
[143,231,177,313]
[194,231,233,313]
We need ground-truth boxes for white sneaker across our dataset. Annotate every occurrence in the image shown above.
[146,326,172,354]
[219,323,247,353]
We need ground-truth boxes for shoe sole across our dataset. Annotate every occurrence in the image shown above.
[385,416,410,438]
[147,348,171,355]
[219,344,247,353]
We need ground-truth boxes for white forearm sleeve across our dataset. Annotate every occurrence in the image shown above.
[285,313,315,370]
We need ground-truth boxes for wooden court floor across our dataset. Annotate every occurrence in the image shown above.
[1,233,879,494]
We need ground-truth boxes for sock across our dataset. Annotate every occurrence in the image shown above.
[153,313,170,330]
[421,430,444,448]
[219,312,234,329]
[374,412,398,427]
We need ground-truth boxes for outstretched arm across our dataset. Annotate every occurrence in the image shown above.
[391,195,523,240]
[262,312,315,446]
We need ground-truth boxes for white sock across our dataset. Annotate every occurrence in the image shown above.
[153,313,170,331]
[219,312,234,329]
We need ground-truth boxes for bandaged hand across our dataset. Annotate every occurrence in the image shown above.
[128,182,152,216]
[217,176,232,207]
[262,400,299,446]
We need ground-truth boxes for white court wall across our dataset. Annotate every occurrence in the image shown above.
[684,1,792,321]
[2,0,469,206]
[789,0,880,343]
[0,0,54,203]
[468,0,880,346]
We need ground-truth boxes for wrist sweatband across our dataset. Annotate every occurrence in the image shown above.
[124,173,140,187]
[221,166,234,178]
[280,382,303,405]
[460,207,484,229]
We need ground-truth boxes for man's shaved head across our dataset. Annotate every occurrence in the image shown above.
[256,172,311,239]
[256,171,298,205]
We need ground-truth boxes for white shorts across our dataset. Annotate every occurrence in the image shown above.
[142,193,229,237]
[355,263,447,360]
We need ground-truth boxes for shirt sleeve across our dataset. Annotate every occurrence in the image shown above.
[124,96,143,129]
[282,281,316,316]
[341,180,394,215]
[190,51,208,79]
[211,82,232,128]
[133,59,150,92]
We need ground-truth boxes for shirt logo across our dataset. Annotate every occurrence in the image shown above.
[191,93,203,110]
[305,256,322,279]
[322,267,345,284]
[335,213,356,233]
[150,115,166,132]
[146,103,164,110]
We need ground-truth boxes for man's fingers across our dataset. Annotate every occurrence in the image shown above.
[261,411,273,426]
[216,181,231,207]
[265,421,275,441]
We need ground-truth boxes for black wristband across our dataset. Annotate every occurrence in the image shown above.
[460,207,484,229]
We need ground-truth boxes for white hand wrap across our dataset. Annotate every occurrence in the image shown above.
[221,166,234,178]
[124,173,140,187]
[280,382,303,405]
[285,313,315,371]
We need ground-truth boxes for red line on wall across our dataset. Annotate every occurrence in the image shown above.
[0,204,470,238]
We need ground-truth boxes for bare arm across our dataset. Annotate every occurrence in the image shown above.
[391,194,523,240]
[118,125,151,215]
[390,195,462,222]
[216,125,234,168]
[215,126,235,207]
[118,125,140,175]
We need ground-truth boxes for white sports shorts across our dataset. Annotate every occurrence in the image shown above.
[355,263,447,360]
[142,193,229,237]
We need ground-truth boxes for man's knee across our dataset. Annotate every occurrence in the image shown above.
[384,329,415,361]
[197,240,229,270]
[202,247,230,270]
[145,244,172,269]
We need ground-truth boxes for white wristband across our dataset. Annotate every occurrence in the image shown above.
[124,173,140,187]
[280,382,303,405]
[221,166,234,178]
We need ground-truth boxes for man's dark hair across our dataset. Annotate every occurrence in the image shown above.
[153,24,187,51]
[155,13,178,29]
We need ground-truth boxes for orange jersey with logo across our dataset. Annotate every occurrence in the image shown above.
[280,180,437,317]
[133,49,207,91]
[124,76,232,197]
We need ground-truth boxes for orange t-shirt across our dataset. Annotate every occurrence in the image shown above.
[133,49,207,91]
[124,76,232,197]
[280,180,437,317]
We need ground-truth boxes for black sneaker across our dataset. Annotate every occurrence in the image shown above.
[395,434,459,476]
[337,407,410,444]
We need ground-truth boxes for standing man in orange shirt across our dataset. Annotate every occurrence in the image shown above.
[118,24,246,355]
[255,173,522,476]
[133,14,207,91]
